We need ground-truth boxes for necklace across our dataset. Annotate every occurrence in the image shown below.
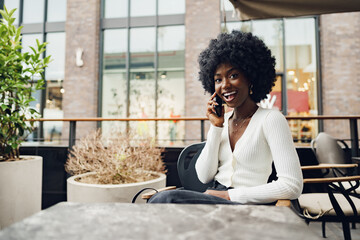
[230,109,256,134]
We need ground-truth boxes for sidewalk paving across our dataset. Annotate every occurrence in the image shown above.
[308,222,360,240]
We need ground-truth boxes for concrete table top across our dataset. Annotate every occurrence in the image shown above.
[0,202,321,240]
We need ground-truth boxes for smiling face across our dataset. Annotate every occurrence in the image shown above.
[214,63,254,109]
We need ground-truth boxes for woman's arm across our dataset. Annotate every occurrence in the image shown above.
[228,111,303,204]
[195,125,223,183]
[195,93,225,184]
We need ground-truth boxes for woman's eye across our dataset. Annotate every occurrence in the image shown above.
[230,73,239,79]
[215,78,221,83]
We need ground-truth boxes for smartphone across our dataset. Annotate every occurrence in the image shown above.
[213,94,223,117]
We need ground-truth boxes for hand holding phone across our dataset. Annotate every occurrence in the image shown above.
[213,94,223,117]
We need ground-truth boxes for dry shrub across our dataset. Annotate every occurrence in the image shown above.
[65,129,166,184]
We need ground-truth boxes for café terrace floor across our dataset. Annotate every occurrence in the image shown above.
[309,222,360,240]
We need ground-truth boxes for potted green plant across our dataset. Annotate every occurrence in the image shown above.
[0,6,51,229]
[65,129,167,203]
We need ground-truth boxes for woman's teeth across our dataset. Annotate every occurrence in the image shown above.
[223,91,237,101]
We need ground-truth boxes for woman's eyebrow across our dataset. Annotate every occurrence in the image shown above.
[226,68,237,75]
[214,68,236,78]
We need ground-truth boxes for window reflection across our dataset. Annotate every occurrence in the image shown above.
[104,0,128,18]
[158,25,185,69]
[46,33,65,80]
[129,27,156,137]
[47,0,67,22]
[130,27,155,69]
[130,0,156,17]
[158,0,185,15]
[129,71,156,137]
[4,0,20,25]
[157,26,185,145]
[101,25,186,144]
[252,20,283,72]
[43,32,66,142]
[102,29,128,135]
[23,0,45,24]
[101,1,186,144]
[157,71,185,146]
[285,18,318,143]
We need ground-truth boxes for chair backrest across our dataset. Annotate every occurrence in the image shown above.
[177,142,213,192]
[311,132,350,165]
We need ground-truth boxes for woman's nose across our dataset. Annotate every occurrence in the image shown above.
[221,77,231,89]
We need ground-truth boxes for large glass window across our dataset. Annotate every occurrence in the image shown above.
[47,0,67,22]
[129,27,156,136]
[23,0,45,24]
[157,26,185,145]
[102,0,186,145]
[158,0,185,15]
[43,32,66,142]
[104,0,128,18]
[130,0,156,17]
[102,29,128,133]
[285,18,318,143]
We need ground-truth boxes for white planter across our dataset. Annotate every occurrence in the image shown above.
[67,172,166,203]
[0,156,43,229]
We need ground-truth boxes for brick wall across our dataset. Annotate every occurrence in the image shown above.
[63,0,101,140]
[184,0,221,144]
[320,12,360,140]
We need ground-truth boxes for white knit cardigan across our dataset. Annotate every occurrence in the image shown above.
[195,107,303,204]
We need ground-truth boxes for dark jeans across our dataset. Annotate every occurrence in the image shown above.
[148,181,241,205]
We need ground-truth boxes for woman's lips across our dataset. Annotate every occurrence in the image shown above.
[223,91,237,102]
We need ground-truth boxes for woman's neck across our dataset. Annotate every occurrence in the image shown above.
[232,100,258,120]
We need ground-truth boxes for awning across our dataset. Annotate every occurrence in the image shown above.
[229,0,360,20]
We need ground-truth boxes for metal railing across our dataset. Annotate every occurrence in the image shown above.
[29,115,360,157]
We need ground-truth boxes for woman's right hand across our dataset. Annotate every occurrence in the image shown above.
[206,92,224,127]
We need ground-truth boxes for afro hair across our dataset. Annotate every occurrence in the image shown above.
[198,30,276,103]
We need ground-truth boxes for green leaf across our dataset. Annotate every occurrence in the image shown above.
[8,8,17,18]
[29,108,38,114]
[0,104,8,111]
[11,142,18,149]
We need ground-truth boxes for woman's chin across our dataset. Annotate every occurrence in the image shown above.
[225,102,236,108]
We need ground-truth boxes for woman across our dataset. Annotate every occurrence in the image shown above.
[149,30,303,204]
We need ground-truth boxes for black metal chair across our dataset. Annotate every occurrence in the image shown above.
[140,142,211,200]
[310,132,360,196]
[295,132,360,240]
[176,142,213,192]
[292,166,360,240]
[295,132,360,239]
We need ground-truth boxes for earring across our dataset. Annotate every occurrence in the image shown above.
[249,85,253,95]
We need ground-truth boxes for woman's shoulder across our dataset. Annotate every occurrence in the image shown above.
[256,106,283,116]
[256,107,287,122]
